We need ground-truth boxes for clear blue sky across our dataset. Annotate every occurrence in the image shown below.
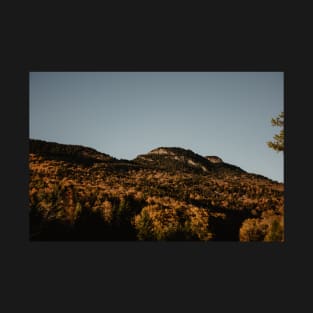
[29,72,284,182]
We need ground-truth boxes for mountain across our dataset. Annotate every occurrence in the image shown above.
[134,147,245,175]
[29,139,284,242]
[30,139,115,164]
[29,139,139,171]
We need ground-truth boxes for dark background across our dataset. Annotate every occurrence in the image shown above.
[2,2,311,312]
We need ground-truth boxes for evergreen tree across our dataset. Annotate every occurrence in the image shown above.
[267,111,284,152]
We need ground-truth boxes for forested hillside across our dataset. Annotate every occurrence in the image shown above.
[29,139,284,241]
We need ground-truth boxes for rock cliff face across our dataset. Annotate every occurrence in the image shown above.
[149,148,175,155]
[206,156,223,163]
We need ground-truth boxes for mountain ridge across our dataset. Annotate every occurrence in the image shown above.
[30,139,249,177]
[30,138,115,163]
[29,138,284,241]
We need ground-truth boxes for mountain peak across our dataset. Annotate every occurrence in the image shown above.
[133,146,245,175]
[134,147,219,173]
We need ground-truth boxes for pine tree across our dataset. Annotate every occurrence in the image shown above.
[267,111,284,152]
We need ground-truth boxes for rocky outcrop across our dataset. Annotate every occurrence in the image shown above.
[206,156,223,163]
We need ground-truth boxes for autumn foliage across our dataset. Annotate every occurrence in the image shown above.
[29,139,284,241]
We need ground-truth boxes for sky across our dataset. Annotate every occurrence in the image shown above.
[29,72,284,182]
